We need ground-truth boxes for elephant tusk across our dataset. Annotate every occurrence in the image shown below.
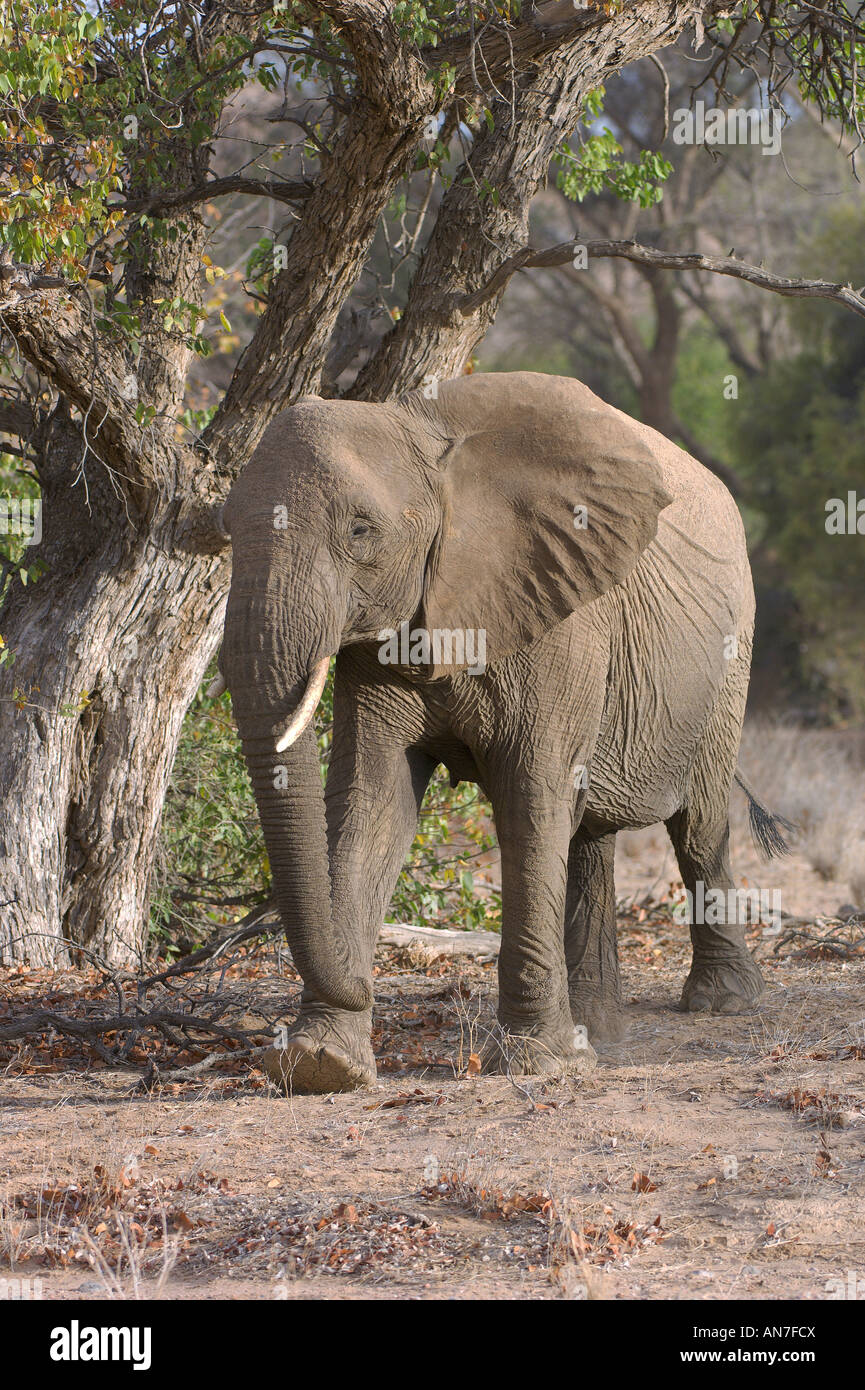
[275,657,330,752]
[207,672,227,698]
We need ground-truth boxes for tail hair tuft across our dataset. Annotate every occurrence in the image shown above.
[734,772,796,860]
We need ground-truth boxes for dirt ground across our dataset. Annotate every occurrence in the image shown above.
[3,830,865,1303]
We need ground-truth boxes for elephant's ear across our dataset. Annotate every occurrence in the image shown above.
[411,374,673,677]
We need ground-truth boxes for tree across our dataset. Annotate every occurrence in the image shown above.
[1,0,863,966]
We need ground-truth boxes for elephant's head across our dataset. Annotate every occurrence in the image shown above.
[219,372,672,1011]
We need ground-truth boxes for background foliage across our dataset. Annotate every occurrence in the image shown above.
[154,665,500,947]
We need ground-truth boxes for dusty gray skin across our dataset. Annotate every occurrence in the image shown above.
[219,372,765,1093]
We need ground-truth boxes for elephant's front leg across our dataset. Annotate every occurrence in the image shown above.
[488,796,597,1078]
[264,740,434,1094]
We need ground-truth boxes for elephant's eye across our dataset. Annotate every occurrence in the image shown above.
[350,520,371,540]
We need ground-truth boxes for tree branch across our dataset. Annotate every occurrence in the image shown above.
[0,397,40,443]
[422,0,692,97]
[677,275,764,378]
[0,273,150,477]
[670,413,742,498]
[458,238,865,322]
[200,8,434,470]
[560,264,650,381]
[122,175,314,216]
[311,0,432,117]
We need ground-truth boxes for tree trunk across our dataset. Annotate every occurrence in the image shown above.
[637,267,680,440]
[0,416,229,966]
[0,541,227,968]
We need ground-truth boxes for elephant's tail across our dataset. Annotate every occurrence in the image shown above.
[734,771,796,859]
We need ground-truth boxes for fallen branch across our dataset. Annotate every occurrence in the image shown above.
[147,905,502,984]
[379,922,500,960]
[0,904,503,1074]
[141,899,279,987]
[0,1007,260,1048]
[137,1043,274,1088]
[772,915,865,961]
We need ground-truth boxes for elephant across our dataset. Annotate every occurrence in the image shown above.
[217,370,786,1093]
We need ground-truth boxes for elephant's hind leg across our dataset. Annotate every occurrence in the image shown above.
[564,831,626,1043]
[666,651,765,1015]
[666,806,763,1013]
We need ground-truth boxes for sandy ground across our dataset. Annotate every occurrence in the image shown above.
[2,828,864,1303]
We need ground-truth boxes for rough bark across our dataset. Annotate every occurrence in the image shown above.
[0,408,229,966]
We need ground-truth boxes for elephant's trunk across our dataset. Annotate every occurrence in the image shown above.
[222,565,370,1014]
[243,726,371,1013]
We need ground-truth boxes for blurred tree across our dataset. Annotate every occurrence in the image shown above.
[482,50,860,494]
[733,205,865,719]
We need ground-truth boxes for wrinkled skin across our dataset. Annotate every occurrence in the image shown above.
[219,372,763,1093]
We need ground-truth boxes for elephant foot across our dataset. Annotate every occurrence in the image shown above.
[262,1008,376,1095]
[679,947,765,1015]
[482,1018,598,1079]
[568,981,627,1043]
